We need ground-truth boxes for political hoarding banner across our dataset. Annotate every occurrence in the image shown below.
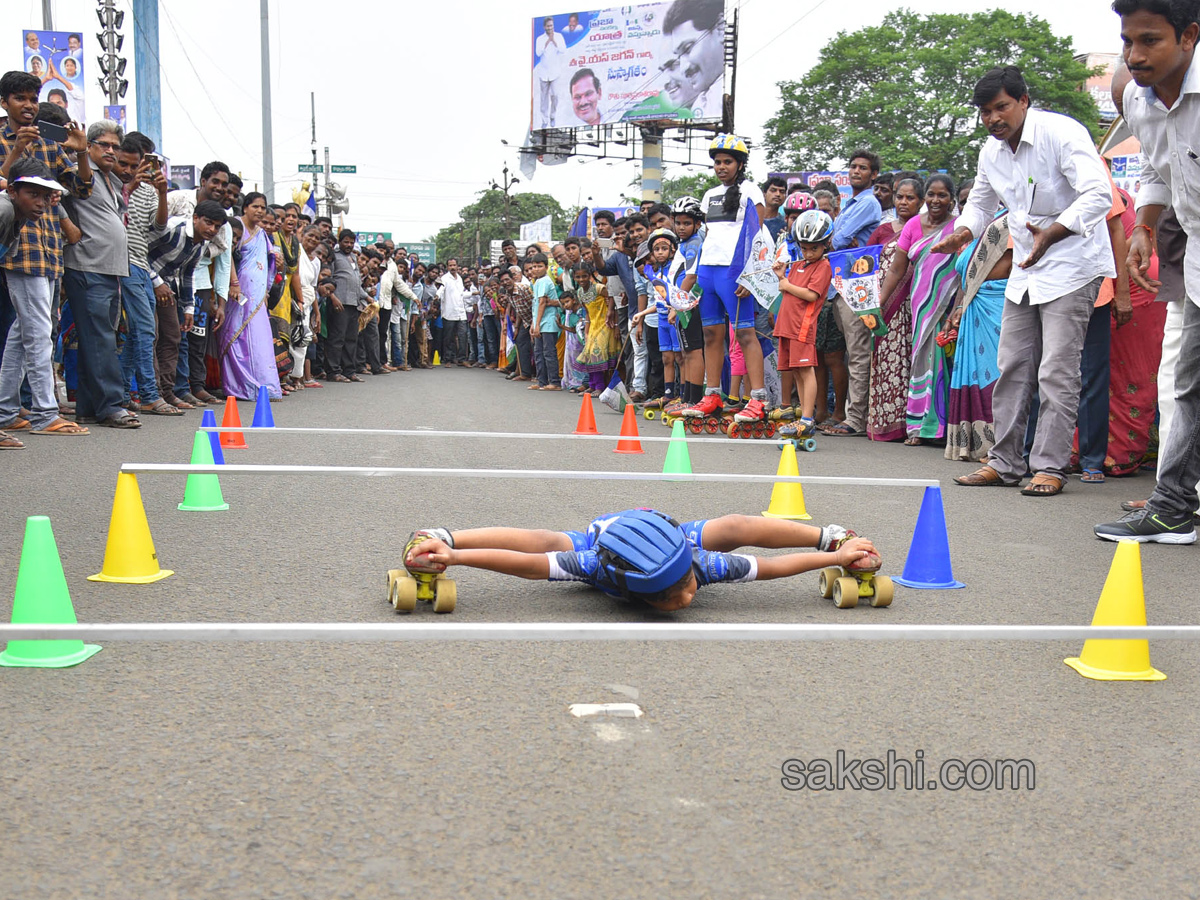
[357,231,393,247]
[21,28,86,123]
[530,1,726,132]
[828,246,888,337]
[104,105,126,132]
[170,165,198,190]
[520,214,554,243]
[770,171,853,202]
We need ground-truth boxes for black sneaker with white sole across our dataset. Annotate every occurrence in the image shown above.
[1094,508,1197,544]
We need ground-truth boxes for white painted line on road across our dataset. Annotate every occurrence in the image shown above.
[119,464,940,489]
[199,425,799,447]
[569,703,644,718]
[1,623,1196,642]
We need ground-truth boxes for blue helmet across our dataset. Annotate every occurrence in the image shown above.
[596,510,693,602]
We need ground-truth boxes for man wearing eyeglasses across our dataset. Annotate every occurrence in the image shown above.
[622,0,725,122]
[61,119,140,428]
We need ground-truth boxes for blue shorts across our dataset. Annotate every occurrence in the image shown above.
[658,319,682,353]
[563,518,708,553]
[697,264,757,330]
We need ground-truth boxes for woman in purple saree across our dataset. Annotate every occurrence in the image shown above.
[220,192,282,401]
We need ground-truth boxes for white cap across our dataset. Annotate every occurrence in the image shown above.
[11,175,66,192]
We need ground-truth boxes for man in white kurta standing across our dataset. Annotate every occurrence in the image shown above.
[936,65,1114,497]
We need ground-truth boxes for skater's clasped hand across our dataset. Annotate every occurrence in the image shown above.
[834,537,877,568]
[406,538,451,572]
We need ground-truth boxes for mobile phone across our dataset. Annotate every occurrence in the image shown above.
[35,119,69,143]
[144,152,161,167]
[596,237,614,250]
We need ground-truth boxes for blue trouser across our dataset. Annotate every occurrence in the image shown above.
[63,269,126,420]
[482,315,499,365]
[174,306,190,395]
[535,330,558,385]
[120,265,160,403]
[389,313,408,366]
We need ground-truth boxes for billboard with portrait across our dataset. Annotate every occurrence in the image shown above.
[20,28,86,123]
[530,0,726,131]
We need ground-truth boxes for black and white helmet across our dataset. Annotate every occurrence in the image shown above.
[671,196,703,219]
[793,209,834,244]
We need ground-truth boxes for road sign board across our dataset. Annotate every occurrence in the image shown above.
[397,242,436,264]
[330,165,357,174]
[297,163,322,173]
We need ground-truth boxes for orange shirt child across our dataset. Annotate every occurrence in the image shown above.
[775,257,832,344]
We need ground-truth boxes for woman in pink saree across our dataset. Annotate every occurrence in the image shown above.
[220,192,282,401]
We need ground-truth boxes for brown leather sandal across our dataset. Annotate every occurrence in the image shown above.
[1021,472,1065,497]
[954,465,1020,487]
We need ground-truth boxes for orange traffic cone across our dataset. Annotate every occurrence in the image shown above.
[220,396,248,449]
[573,393,600,435]
[613,403,643,454]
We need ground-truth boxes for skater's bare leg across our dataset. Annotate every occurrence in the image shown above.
[699,515,824,552]
[450,527,574,553]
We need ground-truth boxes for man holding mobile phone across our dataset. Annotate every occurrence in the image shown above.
[0,70,93,436]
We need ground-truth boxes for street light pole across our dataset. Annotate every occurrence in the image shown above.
[490,165,520,238]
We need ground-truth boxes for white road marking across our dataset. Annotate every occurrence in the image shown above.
[568,703,644,718]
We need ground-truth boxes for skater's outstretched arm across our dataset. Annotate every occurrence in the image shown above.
[407,539,551,581]
[699,515,824,553]
[752,538,875,580]
[450,527,574,553]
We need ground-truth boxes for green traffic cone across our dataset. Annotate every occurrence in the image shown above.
[178,430,229,511]
[663,420,693,476]
[0,516,101,668]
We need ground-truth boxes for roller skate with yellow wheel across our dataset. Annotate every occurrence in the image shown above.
[727,397,776,439]
[816,527,891,609]
[388,528,457,613]
[641,395,667,420]
[777,416,818,453]
[768,405,797,422]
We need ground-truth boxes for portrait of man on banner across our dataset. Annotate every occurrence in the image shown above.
[829,246,888,336]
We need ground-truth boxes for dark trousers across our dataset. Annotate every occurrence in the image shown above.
[188,293,212,393]
[644,323,664,398]
[154,297,181,398]
[443,319,468,364]
[358,316,382,373]
[535,331,559,386]
[514,323,533,377]
[63,269,125,420]
[378,307,391,364]
[1076,304,1112,471]
[324,303,359,377]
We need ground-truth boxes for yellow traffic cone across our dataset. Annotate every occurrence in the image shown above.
[762,442,811,520]
[88,473,174,584]
[432,351,441,367]
[1064,540,1165,681]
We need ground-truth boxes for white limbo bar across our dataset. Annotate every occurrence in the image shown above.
[1,623,1197,642]
[120,463,939,488]
[200,425,780,446]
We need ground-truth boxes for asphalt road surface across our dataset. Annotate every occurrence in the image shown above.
[3,367,1198,898]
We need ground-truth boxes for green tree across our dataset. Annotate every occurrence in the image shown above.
[427,190,569,263]
[762,9,1100,178]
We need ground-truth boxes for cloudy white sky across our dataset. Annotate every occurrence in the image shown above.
[8,0,1120,241]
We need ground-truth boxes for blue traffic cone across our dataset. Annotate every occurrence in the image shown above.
[200,408,225,465]
[893,486,965,589]
[251,385,275,428]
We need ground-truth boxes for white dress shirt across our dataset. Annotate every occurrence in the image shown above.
[437,271,467,320]
[1124,60,1200,307]
[959,108,1114,305]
